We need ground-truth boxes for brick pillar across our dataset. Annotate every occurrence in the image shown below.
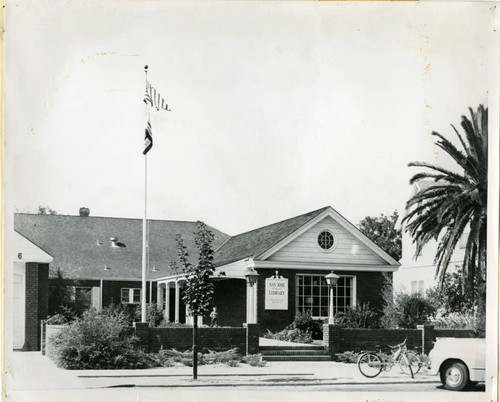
[24,262,48,351]
[323,324,341,359]
[133,322,150,351]
[38,264,49,323]
[41,320,47,355]
[245,323,259,355]
[419,324,435,355]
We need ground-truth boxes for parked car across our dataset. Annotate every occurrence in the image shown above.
[428,337,485,391]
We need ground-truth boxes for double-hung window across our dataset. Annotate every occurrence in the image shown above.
[121,288,141,304]
[295,274,355,318]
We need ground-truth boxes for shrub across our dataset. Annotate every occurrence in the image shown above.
[48,308,155,369]
[45,314,68,325]
[242,354,266,367]
[203,348,241,364]
[291,311,323,339]
[157,321,191,328]
[380,272,437,329]
[395,293,437,329]
[429,309,476,329]
[134,303,164,327]
[263,328,313,343]
[157,348,247,367]
[335,303,380,329]
[333,351,360,363]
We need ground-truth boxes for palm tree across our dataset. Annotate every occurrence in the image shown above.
[402,105,488,320]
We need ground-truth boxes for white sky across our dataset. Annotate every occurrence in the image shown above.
[5,0,494,236]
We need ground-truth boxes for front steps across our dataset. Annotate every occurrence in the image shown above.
[259,345,331,361]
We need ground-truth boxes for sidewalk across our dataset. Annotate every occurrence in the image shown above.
[4,351,439,391]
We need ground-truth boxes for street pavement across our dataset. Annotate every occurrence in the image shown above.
[3,350,486,402]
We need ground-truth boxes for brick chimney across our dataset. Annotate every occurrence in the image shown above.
[79,207,90,217]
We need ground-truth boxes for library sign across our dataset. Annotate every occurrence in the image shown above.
[265,277,288,310]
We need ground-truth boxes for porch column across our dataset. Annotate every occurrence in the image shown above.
[246,281,258,324]
[156,284,163,309]
[175,281,180,323]
[252,282,258,323]
[185,304,192,325]
[164,284,170,322]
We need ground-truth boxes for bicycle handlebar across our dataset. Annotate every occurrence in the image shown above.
[387,338,407,349]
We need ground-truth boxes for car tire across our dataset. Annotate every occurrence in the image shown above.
[440,361,469,391]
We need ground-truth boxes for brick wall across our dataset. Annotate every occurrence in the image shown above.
[323,325,478,355]
[435,329,477,338]
[256,268,389,333]
[146,327,248,353]
[338,328,423,352]
[24,263,49,351]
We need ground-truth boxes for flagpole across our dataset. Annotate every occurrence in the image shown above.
[141,65,149,323]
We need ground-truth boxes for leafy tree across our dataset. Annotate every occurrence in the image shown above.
[380,273,437,329]
[402,105,487,331]
[426,269,476,314]
[358,211,402,261]
[173,221,215,380]
[38,205,58,215]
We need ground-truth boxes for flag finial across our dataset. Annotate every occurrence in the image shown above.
[144,65,148,71]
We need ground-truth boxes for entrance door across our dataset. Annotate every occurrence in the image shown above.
[13,263,26,349]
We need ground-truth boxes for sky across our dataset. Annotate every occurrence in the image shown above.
[5,0,495,236]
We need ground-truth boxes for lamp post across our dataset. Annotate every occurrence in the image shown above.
[325,271,340,325]
[245,259,259,323]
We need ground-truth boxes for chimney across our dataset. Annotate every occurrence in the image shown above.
[79,207,90,217]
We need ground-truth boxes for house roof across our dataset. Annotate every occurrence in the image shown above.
[14,213,230,280]
[213,207,331,267]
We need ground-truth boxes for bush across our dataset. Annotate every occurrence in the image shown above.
[291,311,323,339]
[134,303,164,327]
[156,348,254,367]
[263,328,313,343]
[429,309,476,329]
[395,293,437,329]
[157,321,191,328]
[203,348,241,364]
[242,354,266,367]
[380,273,437,329]
[48,308,155,369]
[45,314,69,325]
[335,303,380,329]
[333,351,360,363]
[157,349,204,367]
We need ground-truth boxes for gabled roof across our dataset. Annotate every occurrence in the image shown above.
[14,214,229,280]
[213,206,400,268]
[213,207,330,267]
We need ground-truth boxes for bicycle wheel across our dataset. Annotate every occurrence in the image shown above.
[399,351,421,375]
[358,353,383,378]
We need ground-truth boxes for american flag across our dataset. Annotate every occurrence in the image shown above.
[144,80,171,111]
[143,121,153,155]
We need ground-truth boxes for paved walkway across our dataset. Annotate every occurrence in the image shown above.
[4,350,438,393]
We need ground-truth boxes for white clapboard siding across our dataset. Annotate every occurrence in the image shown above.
[267,216,386,265]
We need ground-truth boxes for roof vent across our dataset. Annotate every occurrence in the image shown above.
[104,264,111,271]
[110,237,126,248]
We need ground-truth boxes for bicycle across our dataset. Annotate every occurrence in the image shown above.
[399,346,425,375]
[357,339,415,379]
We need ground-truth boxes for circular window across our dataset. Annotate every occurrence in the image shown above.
[318,230,334,250]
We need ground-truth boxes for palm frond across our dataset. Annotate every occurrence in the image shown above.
[404,105,488,304]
